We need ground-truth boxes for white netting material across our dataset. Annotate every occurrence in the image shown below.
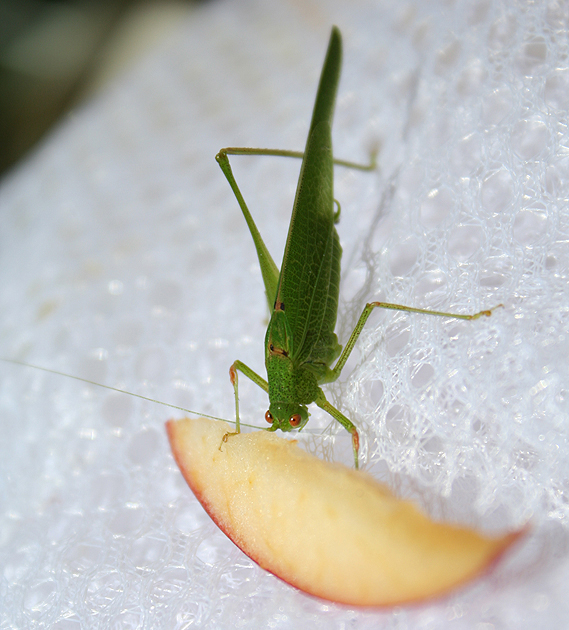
[1,0,569,627]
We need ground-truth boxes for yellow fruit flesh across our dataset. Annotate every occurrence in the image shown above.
[167,417,521,607]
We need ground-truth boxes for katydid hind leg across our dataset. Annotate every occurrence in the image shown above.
[216,151,280,310]
[219,147,377,172]
[215,146,375,312]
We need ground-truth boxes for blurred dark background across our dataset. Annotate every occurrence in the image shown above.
[0,0,201,178]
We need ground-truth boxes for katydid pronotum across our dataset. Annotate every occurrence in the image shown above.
[216,26,499,469]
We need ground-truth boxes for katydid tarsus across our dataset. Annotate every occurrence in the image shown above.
[216,26,499,469]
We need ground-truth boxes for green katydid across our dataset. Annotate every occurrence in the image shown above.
[1,28,499,470]
[217,26,497,469]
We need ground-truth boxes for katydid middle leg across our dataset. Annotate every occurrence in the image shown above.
[328,301,503,382]
[313,301,501,467]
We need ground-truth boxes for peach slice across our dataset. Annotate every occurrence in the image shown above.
[167,417,522,607]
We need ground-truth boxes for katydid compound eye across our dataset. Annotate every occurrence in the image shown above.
[265,411,273,423]
[289,414,302,427]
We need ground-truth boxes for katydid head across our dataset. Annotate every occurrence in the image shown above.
[265,403,309,433]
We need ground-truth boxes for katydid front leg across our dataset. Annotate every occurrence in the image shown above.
[314,390,361,469]
[229,360,268,435]
[221,361,267,450]
[230,357,362,468]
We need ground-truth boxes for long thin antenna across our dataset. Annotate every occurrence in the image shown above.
[1,357,251,427]
[1,357,336,436]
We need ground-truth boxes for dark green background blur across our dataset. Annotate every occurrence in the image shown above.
[0,0,204,178]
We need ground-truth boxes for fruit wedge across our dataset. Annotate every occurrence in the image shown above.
[167,417,522,607]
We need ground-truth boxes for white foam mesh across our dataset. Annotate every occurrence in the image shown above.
[1,0,569,627]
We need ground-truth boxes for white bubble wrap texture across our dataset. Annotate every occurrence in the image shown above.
[1,0,569,628]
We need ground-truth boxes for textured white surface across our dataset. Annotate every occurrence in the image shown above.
[1,0,568,627]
